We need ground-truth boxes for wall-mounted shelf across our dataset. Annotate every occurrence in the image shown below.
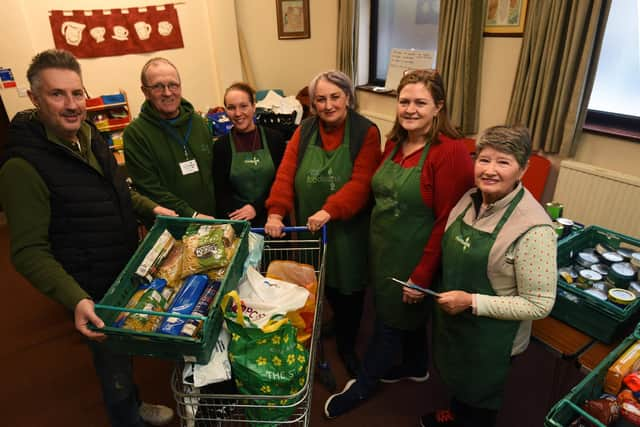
[86,91,131,157]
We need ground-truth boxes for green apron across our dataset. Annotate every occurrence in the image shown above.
[369,141,434,330]
[294,118,369,294]
[228,126,275,208]
[434,189,524,409]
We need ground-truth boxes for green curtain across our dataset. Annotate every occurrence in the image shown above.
[506,0,611,155]
[436,0,486,135]
[336,0,358,82]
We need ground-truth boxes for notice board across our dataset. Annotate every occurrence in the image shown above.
[385,48,435,90]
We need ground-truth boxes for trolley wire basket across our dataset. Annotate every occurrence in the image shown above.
[172,226,327,426]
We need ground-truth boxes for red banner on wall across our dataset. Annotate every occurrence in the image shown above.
[49,4,184,58]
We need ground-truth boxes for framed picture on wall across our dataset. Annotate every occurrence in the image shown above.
[484,0,528,36]
[276,0,310,40]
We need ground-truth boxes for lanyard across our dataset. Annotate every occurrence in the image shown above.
[161,115,194,159]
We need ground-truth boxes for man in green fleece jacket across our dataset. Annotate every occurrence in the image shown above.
[0,49,175,426]
[124,57,215,219]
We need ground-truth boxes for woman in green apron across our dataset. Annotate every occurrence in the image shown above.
[265,71,382,377]
[424,126,557,427]
[324,70,474,418]
[213,82,287,227]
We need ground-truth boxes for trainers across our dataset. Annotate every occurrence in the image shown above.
[419,410,461,427]
[324,379,366,419]
[139,402,174,426]
[380,366,430,384]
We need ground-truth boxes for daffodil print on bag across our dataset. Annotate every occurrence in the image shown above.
[222,290,309,426]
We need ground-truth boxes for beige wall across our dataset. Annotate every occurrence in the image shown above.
[574,132,639,178]
[476,38,521,133]
[3,1,638,181]
[1,0,235,117]
[235,0,338,96]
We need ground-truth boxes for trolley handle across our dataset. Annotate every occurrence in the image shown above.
[251,225,327,244]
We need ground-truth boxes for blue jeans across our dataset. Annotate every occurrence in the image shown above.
[357,318,428,396]
[88,341,145,427]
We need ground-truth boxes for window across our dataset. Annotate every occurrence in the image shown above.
[368,0,440,87]
[585,0,640,140]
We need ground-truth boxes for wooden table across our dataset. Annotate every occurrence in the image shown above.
[532,316,594,358]
[531,316,595,407]
[577,339,622,373]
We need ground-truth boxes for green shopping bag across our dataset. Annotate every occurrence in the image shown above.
[221,291,308,425]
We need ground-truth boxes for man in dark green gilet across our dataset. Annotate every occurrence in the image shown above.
[0,49,175,427]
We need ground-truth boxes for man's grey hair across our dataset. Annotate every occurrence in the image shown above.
[27,49,82,93]
[140,57,180,86]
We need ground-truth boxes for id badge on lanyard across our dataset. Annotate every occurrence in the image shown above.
[163,115,197,175]
[179,159,199,175]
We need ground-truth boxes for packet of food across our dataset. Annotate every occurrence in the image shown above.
[180,281,222,338]
[205,266,228,281]
[156,241,184,288]
[135,230,175,282]
[266,260,318,344]
[120,278,168,332]
[113,279,164,328]
[625,372,640,393]
[181,224,229,277]
[605,340,640,394]
[582,396,620,425]
[226,237,240,260]
[157,274,209,336]
[217,223,236,247]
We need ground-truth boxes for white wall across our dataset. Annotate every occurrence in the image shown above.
[235,0,338,96]
[0,0,240,118]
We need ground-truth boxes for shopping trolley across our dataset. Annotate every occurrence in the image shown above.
[172,226,328,426]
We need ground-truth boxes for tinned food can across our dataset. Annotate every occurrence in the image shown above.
[606,262,636,289]
[608,288,636,308]
[595,243,615,257]
[576,251,599,269]
[545,202,564,220]
[591,263,609,277]
[630,252,640,270]
[617,247,633,261]
[601,251,624,266]
[577,269,603,289]
[628,281,640,297]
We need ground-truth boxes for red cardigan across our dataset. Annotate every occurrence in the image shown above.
[266,120,381,219]
[382,134,474,288]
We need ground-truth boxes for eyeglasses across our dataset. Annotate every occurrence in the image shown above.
[143,82,181,93]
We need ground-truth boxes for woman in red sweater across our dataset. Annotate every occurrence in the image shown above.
[324,70,474,418]
[265,70,381,377]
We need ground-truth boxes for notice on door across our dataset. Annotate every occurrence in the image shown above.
[385,48,435,90]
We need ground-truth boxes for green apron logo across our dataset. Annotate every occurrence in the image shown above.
[244,157,260,166]
[455,235,471,251]
[306,168,338,191]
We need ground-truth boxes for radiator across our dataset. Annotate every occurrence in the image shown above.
[553,160,640,237]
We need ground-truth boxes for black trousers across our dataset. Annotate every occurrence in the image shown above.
[324,286,365,356]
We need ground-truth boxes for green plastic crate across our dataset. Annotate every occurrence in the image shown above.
[93,217,249,363]
[551,226,640,344]
[545,324,640,426]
